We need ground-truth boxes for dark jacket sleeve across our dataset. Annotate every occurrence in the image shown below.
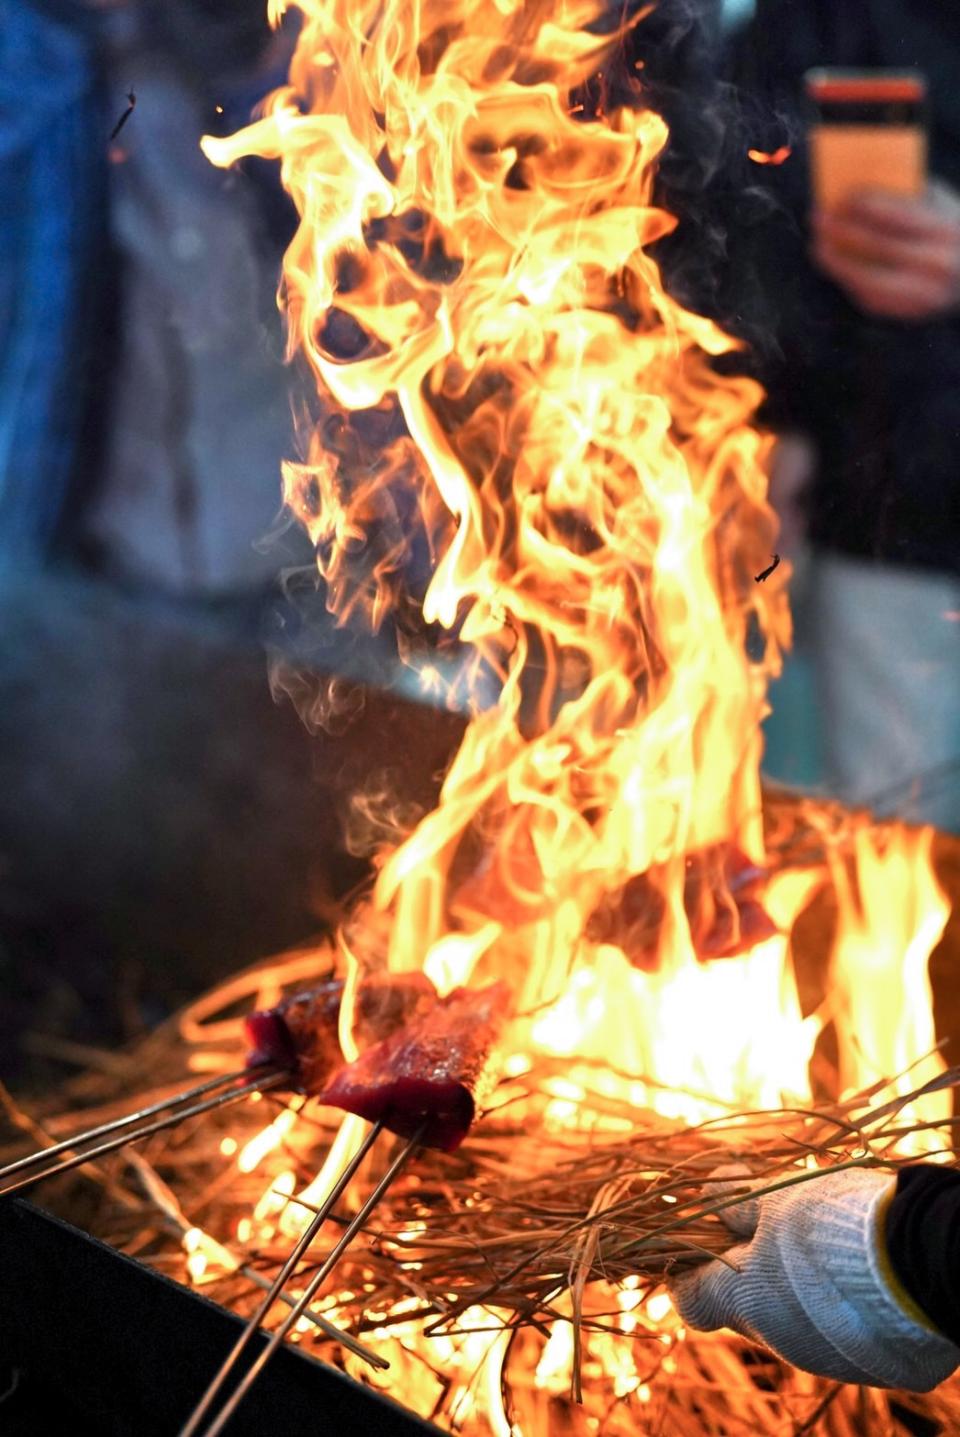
[886,1166,960,1346]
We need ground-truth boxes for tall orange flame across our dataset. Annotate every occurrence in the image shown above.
[190,4,956,1426]
[203,0,805,1111]
[201,0,947,1187]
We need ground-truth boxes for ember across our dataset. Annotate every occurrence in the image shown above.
[747,145,792,166]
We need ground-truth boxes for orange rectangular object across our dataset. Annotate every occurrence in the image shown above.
[810,125,926,210]
[805,69,927,211]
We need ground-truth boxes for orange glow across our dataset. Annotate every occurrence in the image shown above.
[237,1104,299,1174]
[747,145,792,166]
[828,825,950,1154]
[182,1227,238,1287]
[197,0,952,1425]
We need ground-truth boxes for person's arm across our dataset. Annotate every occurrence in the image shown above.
[667,1164,960,1391]
[886,1165,960,1347]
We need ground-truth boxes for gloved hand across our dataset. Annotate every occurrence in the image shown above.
[668,1165,960,1392]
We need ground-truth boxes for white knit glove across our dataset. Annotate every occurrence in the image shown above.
[668,1165,960,1392]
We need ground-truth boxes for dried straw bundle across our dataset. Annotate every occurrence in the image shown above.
[4,988,960,1437]
[334,1065,960,1337]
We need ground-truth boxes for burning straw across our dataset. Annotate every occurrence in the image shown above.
[6,0,958,1429]
[4,967,960,1436]
[343,1066,960,1336]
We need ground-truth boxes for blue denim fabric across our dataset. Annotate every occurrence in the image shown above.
[0,5,106,561]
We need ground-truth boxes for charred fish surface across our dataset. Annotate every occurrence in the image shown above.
[244,971,437,1095]
[320,981,509,1152]
[586,842,778,970]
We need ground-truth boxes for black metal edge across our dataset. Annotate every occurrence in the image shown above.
[0,1198,443,1437]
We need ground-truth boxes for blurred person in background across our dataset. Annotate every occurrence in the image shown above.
[724,1,960,832]
[1,0,107,561]
[0,0,302,590]
[0,1,448,1076]
[0,0,311,1069]
[0,1,466,1082]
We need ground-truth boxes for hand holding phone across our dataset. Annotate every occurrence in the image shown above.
[804,70,960,320]
[812,183,960,321]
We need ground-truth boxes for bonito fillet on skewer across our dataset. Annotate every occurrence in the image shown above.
[321,982,510,1151]
[244,970,437,1094]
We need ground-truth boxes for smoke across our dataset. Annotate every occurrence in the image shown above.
[581,0,799,360]
[268,655,367,738]
[345,770,427,860]
[264,0,793,746]
[262,553,369,737]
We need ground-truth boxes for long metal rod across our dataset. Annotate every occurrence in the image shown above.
[0,1072,288,1199]
[195,1128,423,1437]
[0,1065,278,1185]
[178,1120,387,1437]
[242,1263,386,1371]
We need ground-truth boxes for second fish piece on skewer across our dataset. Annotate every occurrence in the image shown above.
[177,979,511,1437]
[0,969,437,1197]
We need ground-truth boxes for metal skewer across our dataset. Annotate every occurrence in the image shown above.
[184,1125,424,1437]
[0,1064,279,1186]
[178,1119,388,1437]
[0,1070,288,1199]
[242,1262,386,1371]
